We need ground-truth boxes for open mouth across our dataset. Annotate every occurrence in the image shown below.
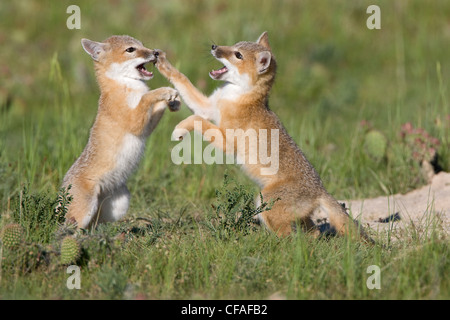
[209,66,228,79]
[136,62,153,78]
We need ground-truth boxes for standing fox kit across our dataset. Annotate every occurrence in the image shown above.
[62,35,180,228]
[155,32,372,241]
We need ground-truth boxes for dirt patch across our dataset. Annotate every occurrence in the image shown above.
[314,171,450,238]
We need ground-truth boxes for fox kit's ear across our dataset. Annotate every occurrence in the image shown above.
[257,31,271,50]
[81,39,106,62]
[256,51,271,74]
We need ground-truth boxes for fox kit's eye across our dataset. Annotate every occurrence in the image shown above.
[234,51,243,60]
[125,47,136,53]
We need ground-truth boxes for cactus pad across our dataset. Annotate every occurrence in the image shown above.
[364,130,387,160]
[60,236,81,265]
[1,224,24,248]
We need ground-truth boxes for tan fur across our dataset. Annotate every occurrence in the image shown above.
[156,32,373,242]
[62,35,180,228]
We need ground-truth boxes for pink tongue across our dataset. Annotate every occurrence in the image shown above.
[141,68,152,77]
[211,66,227,77]
[137,65,153,77]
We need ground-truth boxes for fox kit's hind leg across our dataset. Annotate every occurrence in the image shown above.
[97,185,130,224]
[65,182,100,228]
[258,204,294,237]
[256,188,296,237]
[258,199,320,237]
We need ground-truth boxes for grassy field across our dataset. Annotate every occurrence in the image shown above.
[0,0,448,299]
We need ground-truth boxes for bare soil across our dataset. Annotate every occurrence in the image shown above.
[314,171,450,239]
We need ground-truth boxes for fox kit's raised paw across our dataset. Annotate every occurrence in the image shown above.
[171,127,188,141]
[171,115,202,141]
[154,49,175,79]
[162,87,181,111]
[150,87,180,112]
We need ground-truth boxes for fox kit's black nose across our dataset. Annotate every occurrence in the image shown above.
[154,51,159,56]
[211,44,218,50]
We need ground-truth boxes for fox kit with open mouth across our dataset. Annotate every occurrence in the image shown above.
[62,35,180,228]
[155,32,372,241]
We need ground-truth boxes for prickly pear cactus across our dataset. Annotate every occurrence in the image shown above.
[1,224,24,249]
[60,236,80,265]
[364,130,387,160]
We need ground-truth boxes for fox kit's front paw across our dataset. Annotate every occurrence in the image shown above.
[171,115,200,141]
[154,49,174,77]
[171,127,189,141]
[168,100,181,112]
[154,49,167,64]
[161,87,181,112]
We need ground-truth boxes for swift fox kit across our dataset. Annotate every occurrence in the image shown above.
[155,32,372,241]
[62,35,180,228]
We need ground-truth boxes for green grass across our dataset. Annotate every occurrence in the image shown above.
[0,191,447,299]
[0,0,449,299]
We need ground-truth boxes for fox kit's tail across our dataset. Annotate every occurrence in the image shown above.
[319,195,374,244]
